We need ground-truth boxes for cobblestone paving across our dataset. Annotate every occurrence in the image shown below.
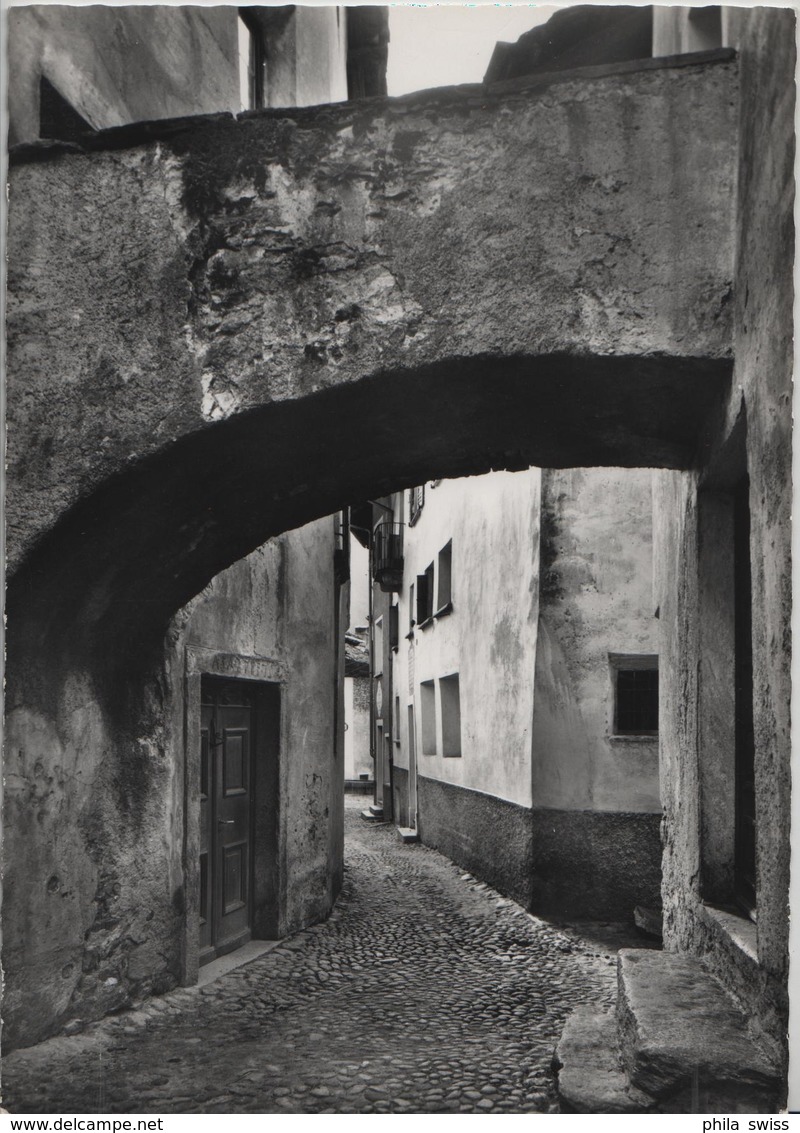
[3,799,625,1114]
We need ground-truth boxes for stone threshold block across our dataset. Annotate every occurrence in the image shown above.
[617,950,783,1113]
[396,827,419,844]
[554,1006,656,1113]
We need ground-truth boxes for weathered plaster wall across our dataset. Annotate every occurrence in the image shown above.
[532,468,659,814]
[349,538,371,629]
[8,5,349,149]
[292,7,348,107]
[3,657,186,1050]
[3,519,341,1050]
[530,467,660,921]
[8,5,242,146]
[392,471,541,807]
[655,7,794,1069]
[344,678,372,781]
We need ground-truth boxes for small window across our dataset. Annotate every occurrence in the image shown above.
[409,485,425,526]
[389,604,399,651]
[407,583,416,637]
[440,674,462,757]
[420,680,437,755]
[611,655,658,735]
[416,564,434,627]
[436,540,452,615]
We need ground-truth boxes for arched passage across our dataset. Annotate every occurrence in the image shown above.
[3,347,729,1049]
[5,47,742,1051]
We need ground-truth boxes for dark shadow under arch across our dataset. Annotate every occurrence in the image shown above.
[7,351,730,710]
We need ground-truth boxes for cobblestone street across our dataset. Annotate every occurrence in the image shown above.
[3,799,631,1114]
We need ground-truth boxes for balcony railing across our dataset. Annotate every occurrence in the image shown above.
[372,522,404,592]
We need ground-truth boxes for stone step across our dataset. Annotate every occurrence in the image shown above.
[554,1007,656,1113]
[396,826,419,844]
[633,904,663,940]
[617,949,782,1113]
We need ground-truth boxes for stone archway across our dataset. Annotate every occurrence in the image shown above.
[5,48,740,1049]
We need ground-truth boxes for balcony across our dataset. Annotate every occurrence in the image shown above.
[372,522,404,592]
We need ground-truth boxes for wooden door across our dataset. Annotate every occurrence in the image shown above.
[200,678,255,964]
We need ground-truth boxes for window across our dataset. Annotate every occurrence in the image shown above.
[440,674,462,757]
[389,604,399,651]
[610,655,658,735]
[409,485,425,526]
[407,583,415,637]
[394,695,401,745]
[416,564,434,627]
[420,680,437,755]
[238,11,266,110]
[436,540,453,615]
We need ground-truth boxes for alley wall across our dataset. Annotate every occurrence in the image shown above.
[390,473,541,903]
[531,468,661,920]
[3,520,342,1050]
[654,5,794,1070]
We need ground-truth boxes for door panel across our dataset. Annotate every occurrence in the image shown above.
[200,679,255,962]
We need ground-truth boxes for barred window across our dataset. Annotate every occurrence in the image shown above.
[610,655,658,735]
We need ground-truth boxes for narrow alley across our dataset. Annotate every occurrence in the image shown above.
[2,799,630,1115]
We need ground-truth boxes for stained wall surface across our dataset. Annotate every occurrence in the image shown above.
[532,468,659,814]
[530,467,661,920]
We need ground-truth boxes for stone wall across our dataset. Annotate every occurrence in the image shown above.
[417,777,534,909]
[7,55,737,590]
[530,809,662,922]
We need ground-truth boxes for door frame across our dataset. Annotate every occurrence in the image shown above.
[200,677,257,966]
[182,646,285,987]
[408,702,418,828]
